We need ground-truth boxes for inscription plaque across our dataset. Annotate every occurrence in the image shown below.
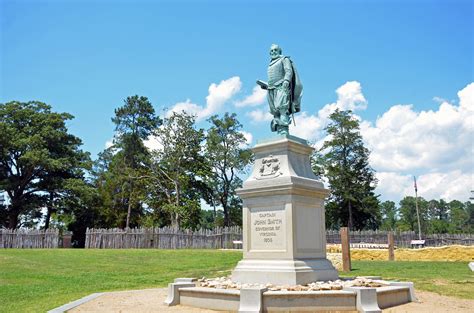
[250,207,286,251]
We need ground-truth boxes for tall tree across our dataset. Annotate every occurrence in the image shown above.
[0,101,90,228]
[316,109,380,230]
[427,199,450,233]
[379,200,398,231]
[204,113,253,227]
[448,200,472,233]
[148,111,206,228]
[112,95,160,168]
[398,196,428,233]
[110,95,161,228]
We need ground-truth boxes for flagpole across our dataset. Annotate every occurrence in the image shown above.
[414,176,422,240]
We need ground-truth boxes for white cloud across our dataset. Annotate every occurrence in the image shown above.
[105,139,114,149]
[235,86,267,107]
[376,171,473,203]
[167,76,242,121]
[144,135,163,152]
[458,82,474,112]
[165,99,202,118]
[417,171,473,202]
[274,80,472,203]
[365,82,474,202]
[247,109,273,122]
[375,172,414,202]
[361,90,473,174]
[317,81,368,123]
[205,76,242,116]
[336,81,368,110]
[292,112,323,142]
[239,130,253,148]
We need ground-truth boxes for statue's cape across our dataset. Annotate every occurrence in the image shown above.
[285,56,303,114]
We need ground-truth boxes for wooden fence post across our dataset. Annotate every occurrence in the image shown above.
[340,227,351,272]
[388,232,395,261]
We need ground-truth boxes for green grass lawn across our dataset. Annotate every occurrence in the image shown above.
[0,249,242,313]
[341,260,474,300]
[0,249,472,313]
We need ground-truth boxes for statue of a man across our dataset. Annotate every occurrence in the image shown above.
[257,44,303,135]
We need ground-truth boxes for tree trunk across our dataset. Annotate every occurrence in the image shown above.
[44,193,54,230]
[224,207,230,227]
[171,212,179,229]
[125,183,133,230]
[7,198,21,229]
[348,200,353,230]
[211,199,217,224]
[7,211,19,229]
[44,208,52,230]
[221,195,230,227]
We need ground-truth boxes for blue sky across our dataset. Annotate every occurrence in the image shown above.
[1,0,473,203]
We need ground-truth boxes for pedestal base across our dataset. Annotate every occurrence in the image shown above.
[232,258,338,285]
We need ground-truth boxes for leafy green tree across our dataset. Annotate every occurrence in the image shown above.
[316,109,380,230]
[200,209,225,229]
[448,200,472,233]
[0,101,90,228]
[427,199,450,233]
[397,196,428,234]
[91,149,134,228]
[109,95,161,229]
[59,178,102,247]
[112,95,160,168]
[148,111,206,228]
[204,113,252,227]
[465,201,474,232]
[379,200,398,231]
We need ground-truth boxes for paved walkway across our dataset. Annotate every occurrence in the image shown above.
[68,288,474,313]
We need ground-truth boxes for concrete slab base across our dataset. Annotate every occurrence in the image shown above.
[168,278,415,313]
[164,282,196,306]
[232,259,338,285]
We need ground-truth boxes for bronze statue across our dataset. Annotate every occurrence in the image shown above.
[257,44,303,135]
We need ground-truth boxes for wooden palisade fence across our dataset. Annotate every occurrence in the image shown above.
[2,227,472,249]
[85,226,242,249]
[326,229,474,248]
[0,228,60,248]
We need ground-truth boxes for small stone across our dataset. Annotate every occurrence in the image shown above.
[331,284,343,290]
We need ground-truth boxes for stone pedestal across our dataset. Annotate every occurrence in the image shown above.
[232,135,338,285]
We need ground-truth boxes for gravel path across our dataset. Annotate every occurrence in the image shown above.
[69,287,474,313]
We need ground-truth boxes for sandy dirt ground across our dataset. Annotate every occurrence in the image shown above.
[68,287,474,313]
[326,245,474,262]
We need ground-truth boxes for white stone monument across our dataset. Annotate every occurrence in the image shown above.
[232,134,338,285]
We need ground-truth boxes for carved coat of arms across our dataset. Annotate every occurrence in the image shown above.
[256,155,282,179]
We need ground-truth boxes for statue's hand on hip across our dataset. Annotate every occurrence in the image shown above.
[283,80,290,92]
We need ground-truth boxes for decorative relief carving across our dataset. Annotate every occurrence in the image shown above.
[255,155,282,179]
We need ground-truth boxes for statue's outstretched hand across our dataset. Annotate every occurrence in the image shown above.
[283,80,290,91]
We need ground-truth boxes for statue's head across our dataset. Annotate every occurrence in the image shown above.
[269,44,282,60]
